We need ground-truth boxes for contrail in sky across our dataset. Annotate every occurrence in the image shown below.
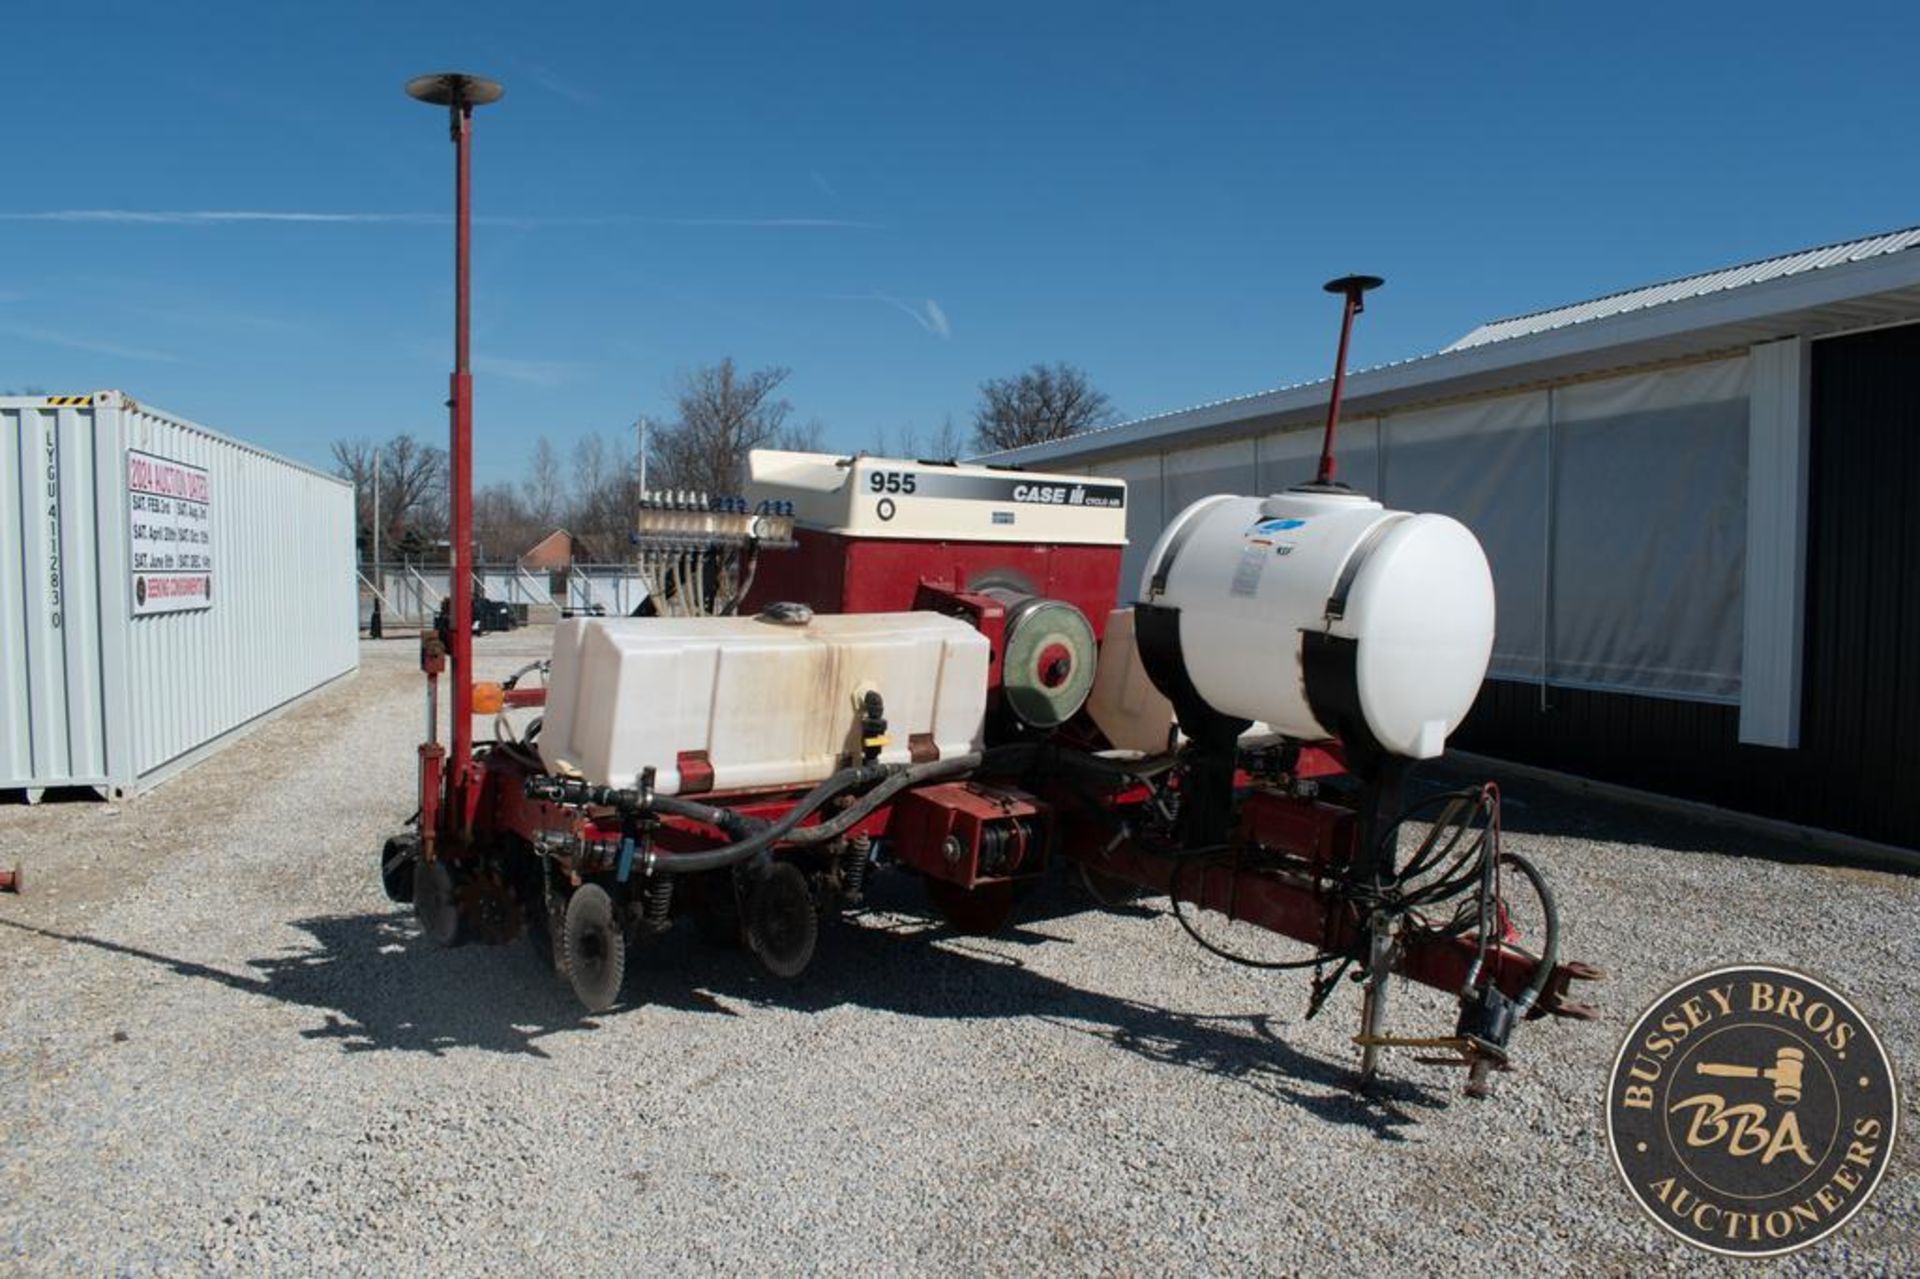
[832,292,952,338]
[0,209,881,229]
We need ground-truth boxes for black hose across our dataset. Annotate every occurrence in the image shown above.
[779,754,979,847]
[644,766,883,864]
[1499,849,1560,1016]
[645,753,982,873]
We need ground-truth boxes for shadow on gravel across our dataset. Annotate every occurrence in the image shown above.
[0,913,590,1058]
[0,875,1445,1139]
[630,875,1448,1141]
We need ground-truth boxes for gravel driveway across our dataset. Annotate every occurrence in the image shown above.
[2,631,1914,1274]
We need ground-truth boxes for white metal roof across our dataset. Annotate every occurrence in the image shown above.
[978,225,1920,468]
[1446,226,1920,351]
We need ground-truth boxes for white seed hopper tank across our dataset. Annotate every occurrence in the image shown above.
[539,612,990,794]
[1138,488,1494,760]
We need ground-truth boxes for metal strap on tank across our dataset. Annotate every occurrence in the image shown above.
[1325,514,1409,621]
[1147,506,1214,598]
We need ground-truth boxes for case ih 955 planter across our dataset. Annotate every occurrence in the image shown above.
[385,73,1598,1097]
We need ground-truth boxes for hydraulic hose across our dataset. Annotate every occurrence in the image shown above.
[1499,849,1560,1017]
[641,752,983,874]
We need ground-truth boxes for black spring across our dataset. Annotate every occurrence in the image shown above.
[641,873,674,933]
[840,834,871,905]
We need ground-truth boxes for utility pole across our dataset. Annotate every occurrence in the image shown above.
[636,414,649,496]
[371,443,382,588]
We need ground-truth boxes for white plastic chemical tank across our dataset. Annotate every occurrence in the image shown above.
[540,611,990,794]
[1138,488,1493,760]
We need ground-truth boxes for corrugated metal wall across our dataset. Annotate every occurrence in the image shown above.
[1456,322,1920,850]
[1797,322,1920,845]
[118,401,359,782]
[1,392,357,796]
[1,401,113,789]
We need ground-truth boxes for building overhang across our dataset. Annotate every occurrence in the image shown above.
[981,247,1920,467]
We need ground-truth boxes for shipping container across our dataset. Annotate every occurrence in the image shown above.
[2,390,357,799]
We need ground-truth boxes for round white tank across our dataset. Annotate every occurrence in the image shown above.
[1138,488,1494,760]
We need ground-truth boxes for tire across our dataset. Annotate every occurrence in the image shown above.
[381,835,417,904]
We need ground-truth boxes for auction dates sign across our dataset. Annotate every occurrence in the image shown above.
[128,449,213,615]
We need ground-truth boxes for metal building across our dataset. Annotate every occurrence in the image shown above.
[3,391,358,800]
[980,228,1920,851]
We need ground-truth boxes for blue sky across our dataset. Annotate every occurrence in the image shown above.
[3,1,1916,484]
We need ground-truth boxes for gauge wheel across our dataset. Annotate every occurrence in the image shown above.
[381,835,417,904]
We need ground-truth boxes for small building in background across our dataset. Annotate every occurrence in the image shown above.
[519,528,599,601]
[979,228,1920,853]
[2,391,358,800]
[518,528,594,573]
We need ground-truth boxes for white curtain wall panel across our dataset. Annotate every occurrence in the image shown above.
[1066,356,1749,704]
[1258,418,1382,496]
[1162,437,1258,528]
[1380,394,1550,682]
[1084,453,1163,599]
[1549,358,1750,701]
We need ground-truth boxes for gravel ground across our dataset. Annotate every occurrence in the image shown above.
[1,629,1914,1275]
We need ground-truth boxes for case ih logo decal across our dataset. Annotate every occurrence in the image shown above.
[1607,965,1897,1257]
[1005,481,1123,508]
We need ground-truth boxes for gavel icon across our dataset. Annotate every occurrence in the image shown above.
[1696,1046,1806,1105]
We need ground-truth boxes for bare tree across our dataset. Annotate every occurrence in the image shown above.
[330,439,379,560]
[473,483,542,565]
[971,362,1116,453]
[330,433,447,562]
[873,416,961,460]
[922,415,966,461]
[523,436,565,527]
[571,434,607,505]
[378,434,449,548]
[566,430,639,561]
[776,417,826,453]
[653,359,792,494]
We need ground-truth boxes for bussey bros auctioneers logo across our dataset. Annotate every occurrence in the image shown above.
[1606,965,1897,1257]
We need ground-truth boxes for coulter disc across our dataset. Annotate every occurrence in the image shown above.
[563,884,627,1012]
[746,862,818,980]
[412,858,466,947]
